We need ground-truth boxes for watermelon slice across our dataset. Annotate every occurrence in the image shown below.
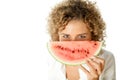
[47,41,102,65]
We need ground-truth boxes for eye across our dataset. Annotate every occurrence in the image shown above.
[77,34,87,40]
[78,35,86,39]
[62,34,69,38]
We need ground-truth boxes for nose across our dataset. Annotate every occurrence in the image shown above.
[70,37,85,41]
[70,37,78,41]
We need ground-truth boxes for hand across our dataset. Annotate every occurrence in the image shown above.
[79,56,105,80]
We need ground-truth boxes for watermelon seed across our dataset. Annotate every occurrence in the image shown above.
[65,48,72,52]
[64,48,67,51]
[92,43,97,48]
[87,51,89,54]
[56,45,61,48]
[86,49,89,54]
[61,47,64,50]
[72,50,75,53]
[94,43,97,45]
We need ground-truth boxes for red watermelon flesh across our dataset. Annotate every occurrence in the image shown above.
[47,41,102,65]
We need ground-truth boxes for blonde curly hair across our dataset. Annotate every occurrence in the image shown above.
[47,0,106,44]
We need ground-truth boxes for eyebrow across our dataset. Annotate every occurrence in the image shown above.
[76,33,88,36]
[59,33,88,35]
[59,33,69,35]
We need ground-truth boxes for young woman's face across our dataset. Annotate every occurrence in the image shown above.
[59,20,91,41]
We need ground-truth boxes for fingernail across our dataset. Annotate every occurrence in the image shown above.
[87,59,91,62]
[85,60,89,63]
[91,56,96,59]
[91,56,95,58]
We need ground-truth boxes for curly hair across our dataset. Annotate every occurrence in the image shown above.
[47,0,106,44]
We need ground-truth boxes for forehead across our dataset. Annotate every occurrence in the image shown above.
[60,20,90,34]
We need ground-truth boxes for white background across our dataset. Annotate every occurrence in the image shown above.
[0,0,119,80]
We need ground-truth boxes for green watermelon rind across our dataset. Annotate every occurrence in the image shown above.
[47,41,103,66]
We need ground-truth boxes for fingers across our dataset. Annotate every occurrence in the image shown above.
[91,56,105,70]
[79,64,90,76]
[85,60,98,74]
[79,61,99,79]
[79,56,105,79]
[88,58,102,75]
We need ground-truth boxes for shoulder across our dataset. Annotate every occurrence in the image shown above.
[99,49,116,71]
[98,49,115,61]
[98,49,116,68]
[99,49,116,79]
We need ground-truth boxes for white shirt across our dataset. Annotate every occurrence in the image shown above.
[47,49,116,80]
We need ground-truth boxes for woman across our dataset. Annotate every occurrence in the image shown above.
[47,0,116,80]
